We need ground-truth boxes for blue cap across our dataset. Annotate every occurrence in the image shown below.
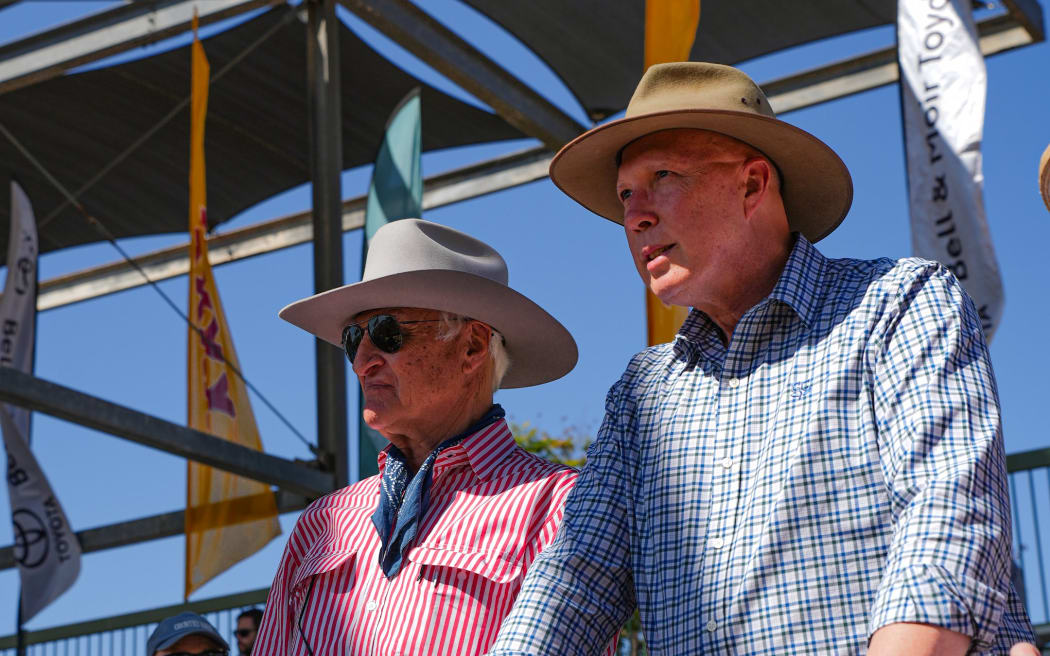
[146,612,228,655]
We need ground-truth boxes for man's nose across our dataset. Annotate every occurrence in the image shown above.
[619,186,658,232]
[624,205,658,232]
[351,336,384,376]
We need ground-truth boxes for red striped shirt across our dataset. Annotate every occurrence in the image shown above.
[254,419,595,655]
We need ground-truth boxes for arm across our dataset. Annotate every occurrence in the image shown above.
[868,623,970,656]
[867,263,1033,651]
[868,623,1039,656]
[489,382,637,655]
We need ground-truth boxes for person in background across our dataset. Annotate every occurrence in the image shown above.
[234,608,262,655]
[147,612,228,656]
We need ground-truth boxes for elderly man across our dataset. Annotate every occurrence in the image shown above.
[254,218,589,655]
[147,612,229,656]
[489,63,1036,655]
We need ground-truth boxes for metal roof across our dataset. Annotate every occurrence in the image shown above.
[461,0,898,120]
[0,5,523,258]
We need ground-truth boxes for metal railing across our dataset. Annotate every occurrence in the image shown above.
[4,447,1050,654]
[0,588,268,655]
[1008,447,1050,646]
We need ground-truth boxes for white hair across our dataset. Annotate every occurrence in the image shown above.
[436,312,511,392]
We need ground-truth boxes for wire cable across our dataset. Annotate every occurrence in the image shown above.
[0,6,318,456]
[39,5,302,228]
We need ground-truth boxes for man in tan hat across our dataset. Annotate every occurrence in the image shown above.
[254,219,613,655]
[489,63,1036,655]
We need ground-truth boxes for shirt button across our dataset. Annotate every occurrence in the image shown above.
[720,457,734,470]
[365,600,378,612]
[456,571,467,582]
[728,377,740,388]
[706,620,718,632]
[710,537,725,549]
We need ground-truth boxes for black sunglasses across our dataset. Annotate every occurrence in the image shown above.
[341,315,442,364]
[233,629,255,638]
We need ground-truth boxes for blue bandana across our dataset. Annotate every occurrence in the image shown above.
[371,404,505,578]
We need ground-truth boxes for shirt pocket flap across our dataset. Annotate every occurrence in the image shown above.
[411,546,521,585]
[291,550,357,594]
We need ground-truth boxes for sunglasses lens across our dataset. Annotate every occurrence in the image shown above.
[368,315,404,354]
[342,324,364,363]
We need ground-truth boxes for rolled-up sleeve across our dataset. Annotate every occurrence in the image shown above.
[867,263,1028,650]
[489,381,637,655]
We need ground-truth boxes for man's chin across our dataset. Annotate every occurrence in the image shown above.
[649,283,688,307]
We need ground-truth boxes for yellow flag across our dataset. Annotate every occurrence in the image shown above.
[646,292,691,345]
[644,0,700,70]
[185,13,280,599]
[643,0,700,344]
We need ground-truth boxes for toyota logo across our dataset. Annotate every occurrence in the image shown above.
[12,509,47,569]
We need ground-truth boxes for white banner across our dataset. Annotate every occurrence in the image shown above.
[2,180,80,622]
[899,0,1003,339]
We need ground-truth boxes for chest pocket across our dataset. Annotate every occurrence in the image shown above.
[289,550,358,652]
[413,545,522,604]
[411,545,523,650]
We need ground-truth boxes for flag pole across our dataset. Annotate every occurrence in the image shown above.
[16,589,25,656]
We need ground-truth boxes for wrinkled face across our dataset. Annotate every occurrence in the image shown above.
[235,617,256,653]
[349,307,464,437]
[615,129,752,306]
[156,634,224,656]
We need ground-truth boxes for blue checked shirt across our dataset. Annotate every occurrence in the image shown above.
[490,237,1034,655]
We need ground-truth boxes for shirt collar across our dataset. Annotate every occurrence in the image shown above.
[674,234,826,351]
[767,234,826,331]
[375,405,516,483]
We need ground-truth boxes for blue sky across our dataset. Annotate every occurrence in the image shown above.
[0,0,1049,635]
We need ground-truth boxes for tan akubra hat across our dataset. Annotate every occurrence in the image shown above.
[1040,143,1050,212]
[549,62,854,242]
[279,218,578,389]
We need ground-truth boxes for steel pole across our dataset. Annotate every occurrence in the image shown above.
[306,0,348,487]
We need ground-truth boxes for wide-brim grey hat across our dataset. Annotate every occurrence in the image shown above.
[279,219,578,389]
[549,62,854,243]
[147,612,228,655]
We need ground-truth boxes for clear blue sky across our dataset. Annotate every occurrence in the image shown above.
[0,0,1048,636]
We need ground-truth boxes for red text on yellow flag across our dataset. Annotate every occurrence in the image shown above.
[185,15,279,599]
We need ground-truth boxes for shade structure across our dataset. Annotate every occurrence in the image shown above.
[461,0,898,121]
[0,5,524,261]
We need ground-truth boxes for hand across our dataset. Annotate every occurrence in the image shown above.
[1008,641,1040,656]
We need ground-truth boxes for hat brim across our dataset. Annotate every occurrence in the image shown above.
[155,628,228,653]
[550,109,853,242]
[279,270,578,389]
[1040,143,1050,212]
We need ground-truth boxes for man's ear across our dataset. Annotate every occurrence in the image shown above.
[462,320,491,375]
[741,156,773,218]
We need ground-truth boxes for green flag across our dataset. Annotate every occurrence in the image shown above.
[358,88,422,479]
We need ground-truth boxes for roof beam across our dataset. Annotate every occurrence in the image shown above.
[337,0,586,150]
[764,12,1042,114]
[1001,0,1045,43]
[0,490,309,572]
[32,146,554,311]
[0,368,334,498]
[0,0,280,95]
